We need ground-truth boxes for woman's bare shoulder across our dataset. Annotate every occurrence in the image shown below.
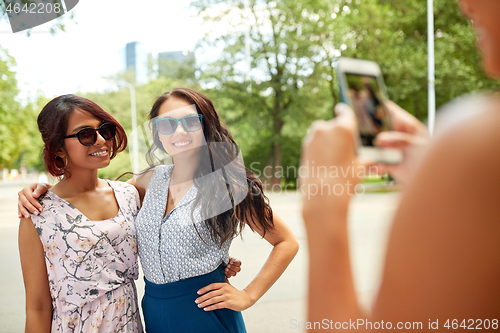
[389,93,500,248]
[135,169,155,190]
[433,96,500,168]
[133,165,169,190]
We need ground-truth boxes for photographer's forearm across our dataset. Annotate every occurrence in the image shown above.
[304,205,364,330]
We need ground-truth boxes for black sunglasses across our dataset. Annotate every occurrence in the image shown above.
[64,123,117,146]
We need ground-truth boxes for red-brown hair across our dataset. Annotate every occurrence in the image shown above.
[38,94,127,177]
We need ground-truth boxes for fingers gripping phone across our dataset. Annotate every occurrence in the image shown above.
[337,57,403,164]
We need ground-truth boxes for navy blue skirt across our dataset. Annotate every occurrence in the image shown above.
[142,265,247,333]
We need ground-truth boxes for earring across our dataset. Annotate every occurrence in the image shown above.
[55,155,67,170]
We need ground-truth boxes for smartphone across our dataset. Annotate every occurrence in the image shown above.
[337,57,403,164]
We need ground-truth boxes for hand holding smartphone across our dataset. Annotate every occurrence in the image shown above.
[337,57,403,164]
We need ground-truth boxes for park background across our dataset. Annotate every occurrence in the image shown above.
[1,0,500,332]
[2,0,500,185]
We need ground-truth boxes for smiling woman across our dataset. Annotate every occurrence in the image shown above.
[131,87,299,333]
[156,100,206,163]
[18,94,144,332]
[36,95,127,178]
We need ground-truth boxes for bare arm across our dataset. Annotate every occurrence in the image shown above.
[126,177,145,205]
[301,104,363,324]
[373,117,500,323]
[19,218,52,332]
[126,169,155,205]
[18,174,151,216]
[195,212,299,311]
[302,103,500,330]
[241,213,299,305]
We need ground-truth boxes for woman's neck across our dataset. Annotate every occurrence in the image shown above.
[52,168,101,197]
[171,156,200,185]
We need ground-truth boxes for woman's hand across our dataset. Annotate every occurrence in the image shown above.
[224,257,241,279]
[301,103,367,323]
[18,183,51,218]
[374,101,430,184]
[300,103,363,220]
[195,281,254,312]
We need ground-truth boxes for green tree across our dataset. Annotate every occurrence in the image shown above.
[309,0,500,118]
[0,47,44,171]
[192,0,500,188]
[193,0,333,187]
[0,1,75,177]
[16,96,47,170]
[386,0,500,113]
[0,47,20,169]
[156,54,197,83]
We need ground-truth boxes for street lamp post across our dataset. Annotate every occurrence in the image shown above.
[103,79,139,173]
[244,0,251,92]
[428,0,436,135]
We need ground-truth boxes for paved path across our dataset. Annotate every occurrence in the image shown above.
[0,182,399,333]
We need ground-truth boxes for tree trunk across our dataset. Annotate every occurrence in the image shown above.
[414,97,420,120]
[262,90,285,188]
[329,65,338,117]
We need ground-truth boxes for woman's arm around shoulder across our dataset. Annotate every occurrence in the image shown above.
[126,168,155,205]
[19,218,52,332]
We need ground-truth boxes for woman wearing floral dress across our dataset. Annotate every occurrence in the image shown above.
[19,95,143,332]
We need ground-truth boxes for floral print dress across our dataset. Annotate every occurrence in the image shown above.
[30,181,143,333]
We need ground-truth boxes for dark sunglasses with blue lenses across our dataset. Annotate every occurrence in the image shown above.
[64,123,117,146]
[155,114,203,135]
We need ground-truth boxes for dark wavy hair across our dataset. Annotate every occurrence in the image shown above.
[146,87,274,246]
[38,94,127,178]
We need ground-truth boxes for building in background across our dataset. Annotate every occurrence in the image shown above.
[119,41,150,84]
[157,50,195,78]
[158,50,193,63]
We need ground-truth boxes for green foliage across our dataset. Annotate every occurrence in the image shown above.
[0,48,44,170]
[0,48,20,168]
[157,56,197,83]
[334,0,500,117]
[0,1,73,173]
[193,0,334,185]
[2,0,498,186]
[191,0,499,187]
[15,99,46,170]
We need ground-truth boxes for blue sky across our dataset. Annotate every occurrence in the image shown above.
[0,0,204,101]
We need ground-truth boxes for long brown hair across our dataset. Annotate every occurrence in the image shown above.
[146,87,274,246]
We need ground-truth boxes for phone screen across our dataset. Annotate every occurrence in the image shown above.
[345,73,391,146]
